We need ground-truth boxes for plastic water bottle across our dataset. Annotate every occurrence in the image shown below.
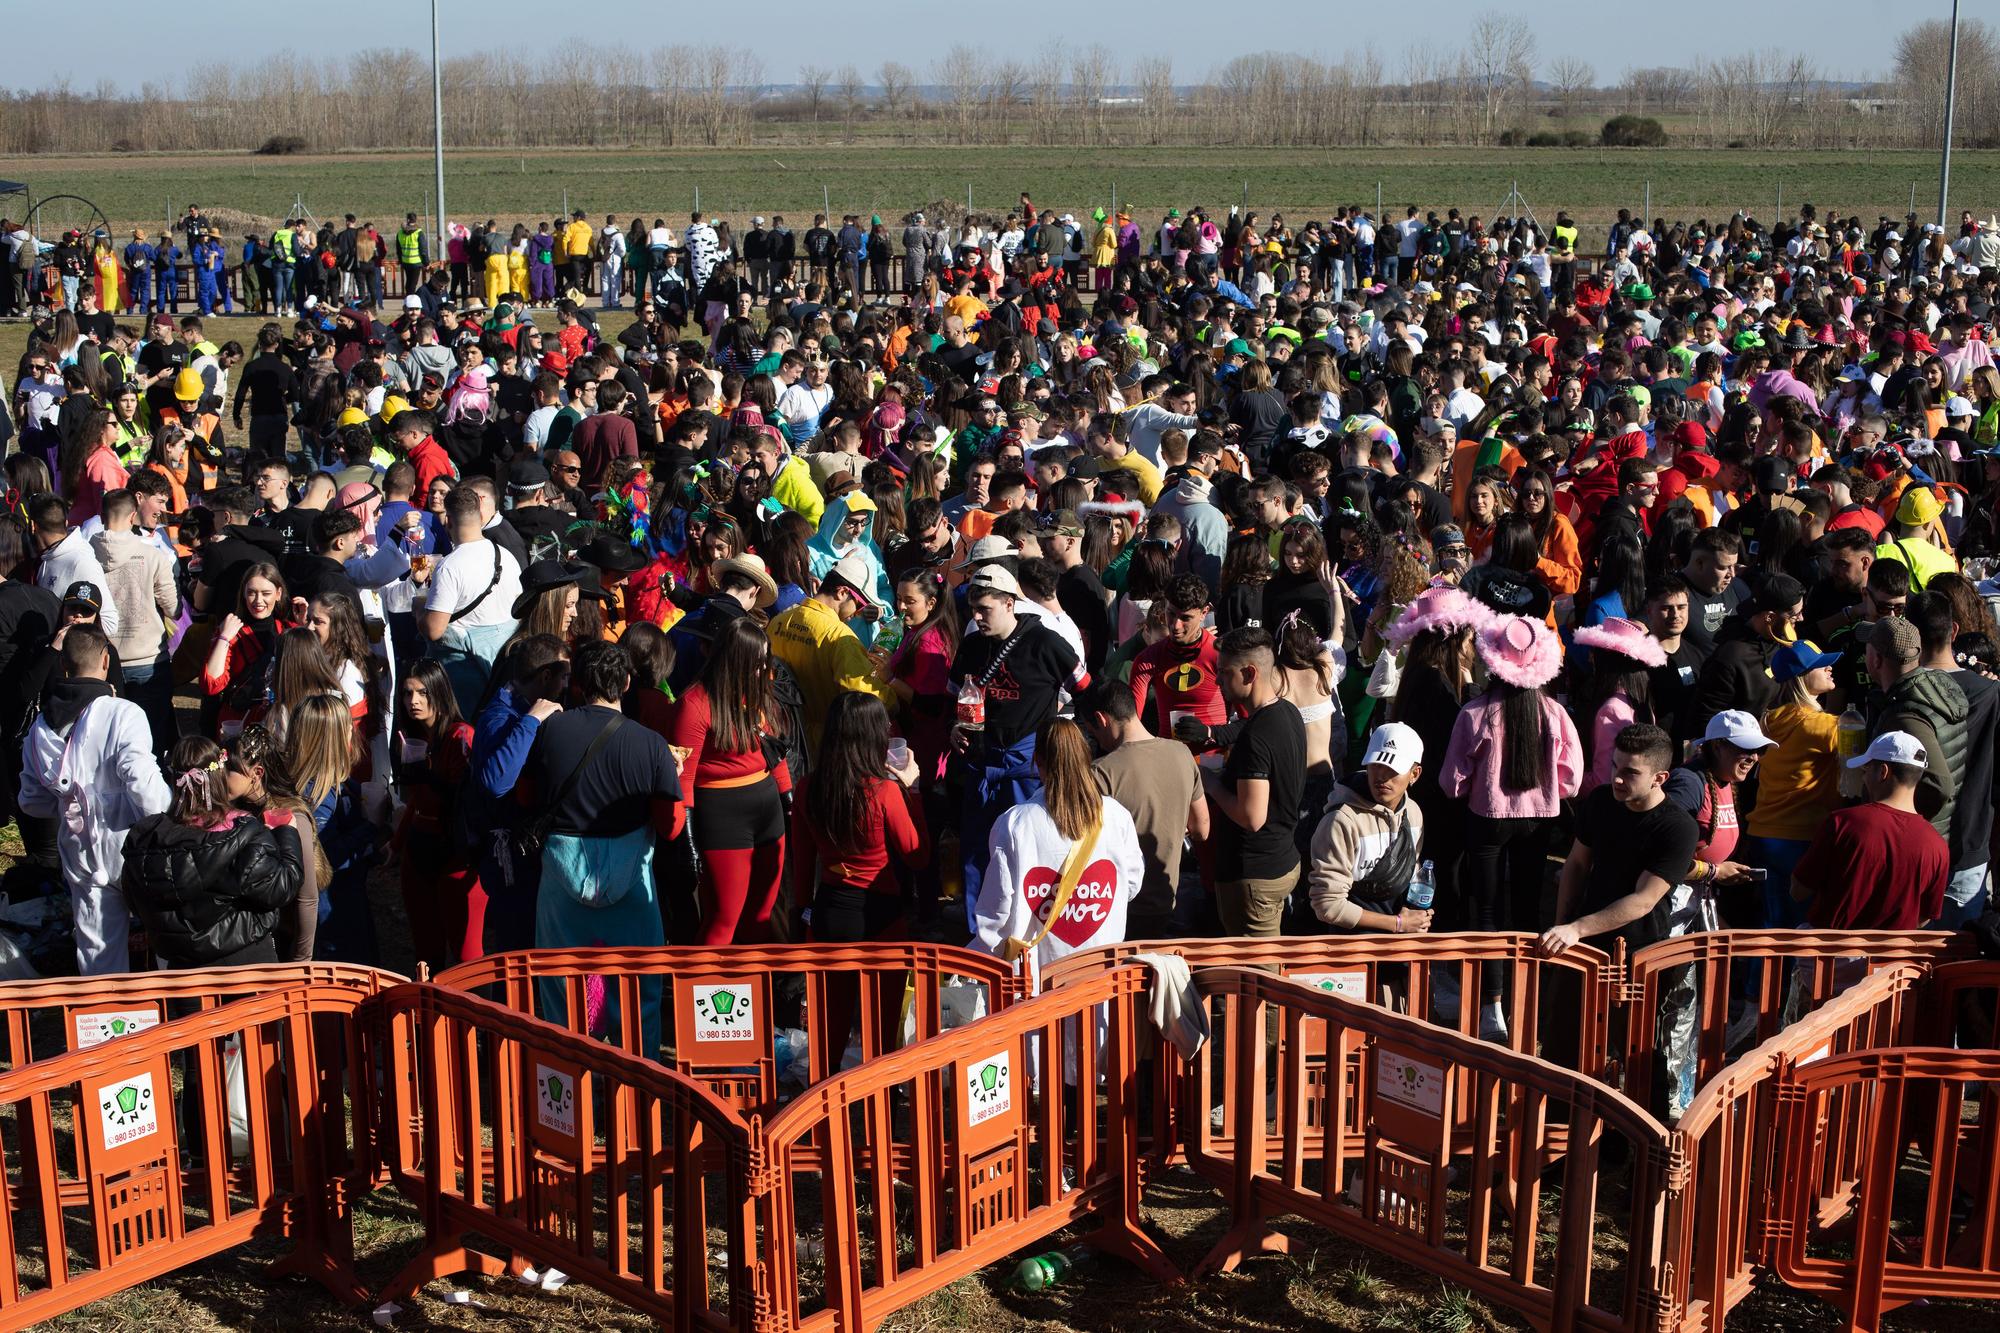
[1407,859,1436,911]
[1013,1243,1093,1292]
[1836,705,1867,799]
[772,1028,809,1086]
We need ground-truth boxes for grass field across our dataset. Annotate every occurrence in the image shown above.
[6,145,1999,249]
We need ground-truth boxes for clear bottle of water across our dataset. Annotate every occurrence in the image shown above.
[1406,858,1436,911]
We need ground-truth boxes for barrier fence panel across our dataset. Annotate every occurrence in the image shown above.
[434,944,1023,1122]
[0,963,401,1206]
[1660,962,1926,1333]
[1186,967,1673,1333]
[1771,1046,2000,1331]
[1620,930,1969,1119]
[757,964,1175,1332]
[376,981,759,1330]
[0,983,374,1332]
[1045,934,1617,1176]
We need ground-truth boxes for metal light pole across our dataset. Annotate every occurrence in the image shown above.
[431,0,447,257]
[1940,0,1961,227]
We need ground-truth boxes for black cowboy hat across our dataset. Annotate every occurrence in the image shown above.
[510,558,612,618]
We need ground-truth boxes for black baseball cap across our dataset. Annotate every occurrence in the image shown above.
[62,581,103,611]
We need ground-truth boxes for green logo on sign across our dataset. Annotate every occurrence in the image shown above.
[979,1062,1000,1092]
[109,1019,128,1035]
[545,1075,563,1105]
[116,1085,138,1115]
[710,990,736,1017]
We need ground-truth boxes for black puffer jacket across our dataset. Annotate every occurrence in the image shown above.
[120,813,303,967]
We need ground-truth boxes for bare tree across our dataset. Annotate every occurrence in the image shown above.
[1898,18,1999,148]
[877,61,914,121]
[1465,11,1534,137]
[798,64,831,123]
[934,46,982,143]
[987,60,1027,143]
[1547,56,1595,123]
[1133,55,1175,145]
[837,63,862,135]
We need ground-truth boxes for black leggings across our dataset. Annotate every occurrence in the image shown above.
[812,882,905,1057]
[1461,813,1552,1000]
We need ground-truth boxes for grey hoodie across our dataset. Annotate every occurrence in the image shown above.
[1152,472,1227,586]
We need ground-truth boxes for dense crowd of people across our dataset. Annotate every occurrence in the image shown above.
[5,188,2000,1112]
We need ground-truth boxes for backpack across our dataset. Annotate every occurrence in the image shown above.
[765,656,809,789]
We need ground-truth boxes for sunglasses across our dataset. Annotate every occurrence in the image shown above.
[552,463,582,475]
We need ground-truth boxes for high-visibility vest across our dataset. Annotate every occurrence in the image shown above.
[1553,224,1578,258]
[272,228,294,263]
[398,228,424,266]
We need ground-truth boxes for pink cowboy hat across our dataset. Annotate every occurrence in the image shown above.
[1476,614,1562,689]
[1384,585,1491,650]
[1572,616,1667,668]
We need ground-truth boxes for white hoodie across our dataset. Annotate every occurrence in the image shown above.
[973,794,1142,988]
[17,689,171,972]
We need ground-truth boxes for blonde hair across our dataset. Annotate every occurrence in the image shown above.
[285,692,357,808]
[1035,718,1100,842]
[1763,674,1821,723]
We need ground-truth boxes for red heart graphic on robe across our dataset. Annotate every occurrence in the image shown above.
[1020,859,1120,949]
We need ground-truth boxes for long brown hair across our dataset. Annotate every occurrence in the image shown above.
[1035,718,1099,841]
[701,617,778,755]
[808,691,892,845]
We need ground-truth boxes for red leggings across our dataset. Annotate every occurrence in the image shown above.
[696,843,787,945]
[691,775,788,946]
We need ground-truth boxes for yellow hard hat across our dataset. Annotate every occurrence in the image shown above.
[172,367,205,400]
[380,395,411,423]
[337,407,369,428]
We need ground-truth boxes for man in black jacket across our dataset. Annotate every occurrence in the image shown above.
[768,215,796,288]
[1692,574,1803,733]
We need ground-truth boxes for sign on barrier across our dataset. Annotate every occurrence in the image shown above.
[72,1005,163,1050]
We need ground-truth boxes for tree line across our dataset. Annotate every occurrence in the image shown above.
[0,16,1992,157]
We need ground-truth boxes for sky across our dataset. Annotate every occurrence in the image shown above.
[42,1,1931,92]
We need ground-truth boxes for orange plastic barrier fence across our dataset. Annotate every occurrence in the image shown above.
[375,980,760,1329]
[433,944,1024,1122]
[1771,1044,2000,1331]
[1185,966,1673,1332]
[1617,929,1970,1115]
[757,963,1175,1332]
[1660,961,1927,1332]
[1046,934,1617,1175]
[0,981,377,1332]
[0,963,402,1204]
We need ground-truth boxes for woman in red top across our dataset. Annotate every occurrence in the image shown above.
[661,617,792,945]
[791,689,928,1052]
[201,562,293,738]
[392,658,482,971]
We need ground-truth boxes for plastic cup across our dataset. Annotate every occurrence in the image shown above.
[887,739,911,770]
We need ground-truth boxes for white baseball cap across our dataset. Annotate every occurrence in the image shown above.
[403,294,423,310]
[1361,722,1423,775]
[823,554,880,607]
[1948,395,1977,418]
[966,564,1022,598]
[1847,730,1928,769]
[1698,709,1775,751]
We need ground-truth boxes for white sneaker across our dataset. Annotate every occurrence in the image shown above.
[1479,1001,1510,1044]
